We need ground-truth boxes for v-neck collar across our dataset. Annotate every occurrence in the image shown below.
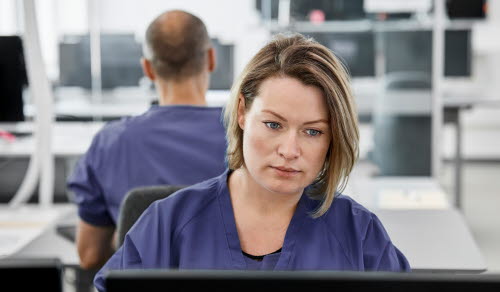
[217,169,311,270]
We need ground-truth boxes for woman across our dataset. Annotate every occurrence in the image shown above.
[94,33,410,292]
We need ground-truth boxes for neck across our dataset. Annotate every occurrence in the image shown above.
[155,75,208,106]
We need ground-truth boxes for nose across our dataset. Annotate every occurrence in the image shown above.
[277,131,300,160]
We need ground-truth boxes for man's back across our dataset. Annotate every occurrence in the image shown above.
[73,9,225,271]
[68,105,227,227]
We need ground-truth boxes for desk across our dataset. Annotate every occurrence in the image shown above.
[0,122,104,157]
[9,205,80,267]
[9,202,486,274]
[346,176,486,273]
[4,204,88,292]
[376,208,486,273]
[24,88,230,121]
[0,122,105,202]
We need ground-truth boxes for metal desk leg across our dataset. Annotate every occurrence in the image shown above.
[455,109,462,209]
[75,267,97,292]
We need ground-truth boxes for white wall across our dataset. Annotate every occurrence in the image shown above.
[0,0,18,35]
[94,0,270,79]
[1,0,271,83]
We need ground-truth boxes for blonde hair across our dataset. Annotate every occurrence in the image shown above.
[224,33,359,218]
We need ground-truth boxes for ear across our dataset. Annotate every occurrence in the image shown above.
[141,58,156,81]
[207,47,216,73]
[237,95,246,130]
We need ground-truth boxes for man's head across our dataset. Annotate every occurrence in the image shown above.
[141,10,215,83]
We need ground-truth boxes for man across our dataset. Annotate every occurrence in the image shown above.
[68,10,227,270]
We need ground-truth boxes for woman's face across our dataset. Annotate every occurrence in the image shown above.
[238,76,331,196]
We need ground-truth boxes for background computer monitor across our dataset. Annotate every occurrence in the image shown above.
[209,38,234,90]
[290,0,366,21]
[382,29,472,77]
[0,258,63,292]
[106,269,500,292]
[255,0,365,21]
[0,35,27,122]
[305,31,376,78]
[446,0,487,19]
[59,35,234,90]
[59,33,144,89]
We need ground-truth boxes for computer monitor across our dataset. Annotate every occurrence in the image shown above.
[445,29,472,77]
[446,0,487,19]
[106,269,500,292]
[0,258,63,292]
[255,0,280,20]
[382,29,472,77]
[209,38,234,90]
[290,0,366,21]
[59,33,144,89]
[59,34,233,90]
[305,31,376,78]
[255,0,365,21]
[0,35,28,122]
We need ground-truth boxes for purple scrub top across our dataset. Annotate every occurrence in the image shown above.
[67,105,227,227]
[94,169,410,292]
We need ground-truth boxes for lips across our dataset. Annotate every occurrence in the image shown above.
[273,166,300,172]
[271,166,301,178]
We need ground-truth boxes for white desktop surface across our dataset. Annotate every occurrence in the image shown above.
[376,208,487,273]
[24,88,231,119]
[0,122,104,157]
[346,176,451,210]
[1,204,78,264]
[8,204,80,267]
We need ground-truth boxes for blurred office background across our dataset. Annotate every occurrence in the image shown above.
[1,0,499,290]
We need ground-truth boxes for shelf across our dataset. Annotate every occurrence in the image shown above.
[265,18,478,33]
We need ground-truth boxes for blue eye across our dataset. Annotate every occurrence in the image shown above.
[264,122,281,130]
[306,129,322,137]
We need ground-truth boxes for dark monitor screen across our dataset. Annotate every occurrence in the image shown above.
[305,31,376,77]
[290,0,366,21]
[256,0,365,21]
[0,258,63,292]
[446,0,487,19]
[383,29,472,77]
[0,35,27,122]
[209,38,234,90]
[59,33,143,89]
[106,269,500,292]
[59,35,233,90]
[445,30,472,77]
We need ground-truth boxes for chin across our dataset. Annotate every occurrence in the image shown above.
[263,179,305,196]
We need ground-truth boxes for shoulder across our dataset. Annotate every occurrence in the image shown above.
[90,116,136,151]
[326,194,375,220]
[312,194,410,271]
[320,194,380,239]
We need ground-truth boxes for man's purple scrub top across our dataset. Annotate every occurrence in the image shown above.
[67,105,227,227]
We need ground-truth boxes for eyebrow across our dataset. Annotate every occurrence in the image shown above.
[262,110,329,125]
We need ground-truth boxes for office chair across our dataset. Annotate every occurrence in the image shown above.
[116,185,186,248]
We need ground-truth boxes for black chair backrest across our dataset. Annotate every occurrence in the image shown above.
[116,185,186,248]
